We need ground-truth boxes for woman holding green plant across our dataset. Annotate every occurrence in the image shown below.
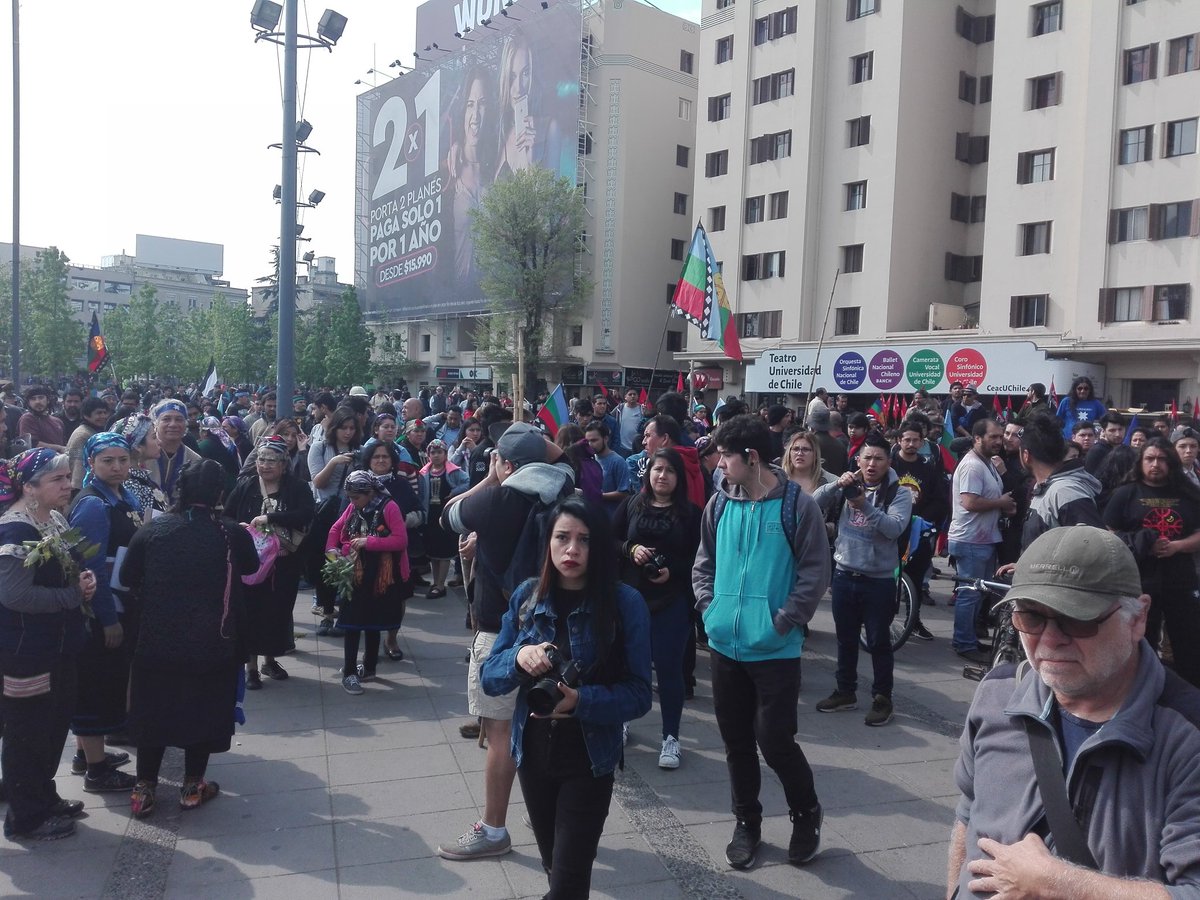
[324,470,410,695]
[0,449,97,841]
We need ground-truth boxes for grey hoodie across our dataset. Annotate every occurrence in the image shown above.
[813,469,912,579]
[1022,459,1103,550]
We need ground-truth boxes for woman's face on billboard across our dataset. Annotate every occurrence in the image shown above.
[506,44,532,105]
[465,77,488,147]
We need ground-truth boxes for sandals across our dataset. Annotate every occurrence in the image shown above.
[130,780,156,819]
[427,587,447,599]
[179,779,220,810]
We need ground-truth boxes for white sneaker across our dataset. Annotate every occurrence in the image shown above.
[622,723,629,747]
[658,735,681,769]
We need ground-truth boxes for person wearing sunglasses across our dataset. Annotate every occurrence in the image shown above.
[949,526,1200,899]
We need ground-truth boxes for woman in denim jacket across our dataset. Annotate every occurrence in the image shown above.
[482,496,652,899]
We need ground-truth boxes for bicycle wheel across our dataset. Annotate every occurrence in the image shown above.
[859,572,919,653]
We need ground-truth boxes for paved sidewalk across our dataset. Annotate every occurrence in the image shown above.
[1,575,978,899]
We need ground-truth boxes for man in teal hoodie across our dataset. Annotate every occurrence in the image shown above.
[693,414,832,871]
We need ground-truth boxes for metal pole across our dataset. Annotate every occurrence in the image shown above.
[277,0,298,405]
[11,0,21,385]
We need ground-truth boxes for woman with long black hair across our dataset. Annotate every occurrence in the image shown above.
[1054,375,1107,440]
[120,460,258,817]
[612,449,700,769]
[482,496,651,898]
[307,407,362,636]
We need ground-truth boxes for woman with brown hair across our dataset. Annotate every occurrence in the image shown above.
[782,431,837,495]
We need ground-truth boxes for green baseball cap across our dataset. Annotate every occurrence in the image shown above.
[1008,526,1143,620]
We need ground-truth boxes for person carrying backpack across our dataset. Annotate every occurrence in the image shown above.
[812,433,912,727]
[435,422,574,862]
[693,414,831,871]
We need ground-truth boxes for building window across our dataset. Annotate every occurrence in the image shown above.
[1155,284,1190,320]
[846,0,876,21]
[955,132,990,164]
[841,244,864,273]
[835,306,861,335]
[1031,1,1062,36]
[956,7,995,44]
[705,150,729,177]
[1017,148,1055,183]
[680,49,694,74]
[673,192,688,215]
[846,181,868,210]
[971,195,987,223]
[715,35,734,64]
[579,131,593,155]
[1123,44,1157,84]
[666,283,677,304]
[1010,294,1048,327]
[737,311,782,338]
[749,130,792,163]
[959,72,977,104]
[1157,201,1194,240]
[709,206,726,231]
[708,93,732,121]
[678,98,691,121]
[1112,287,1144,322]
[754,15,770,45]
[950,193,970,222]
[944,253,984,283]
[1028,73,1062,109]
[1110,206,1149,242]
[742,253,785,281]
[851,52,874,84]
[1020,221,1052,255]
[71,300,84,313]
[753,6,797,44]
[420,334,432,352]
[666,330,684,351]
[676,144,689,167]
[1165,118,1198,157]
[1168,35,1199,75]
[570,324,584,347]
[979,74,992,103]
[670,239,686,261]
[716,0,734,7]
[753,69,795,104]
[848,116,871,147]
[1119,125,1153,164]
[769,191,789,219]
[745,195,765,224]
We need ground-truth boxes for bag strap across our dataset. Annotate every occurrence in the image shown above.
[1021,717,1099,869]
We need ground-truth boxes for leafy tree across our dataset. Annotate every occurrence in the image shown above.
[208,297,261,385]
[23,249,86,380]
[323,288,373,388]
[471,167,589,403]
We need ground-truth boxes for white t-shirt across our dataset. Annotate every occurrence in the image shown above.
[948,450,1003,545]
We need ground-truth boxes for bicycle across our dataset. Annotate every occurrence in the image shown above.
[857,517,931,653]
[953,576,1024,682]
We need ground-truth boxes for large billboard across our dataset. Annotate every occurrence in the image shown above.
[357,0,581,319]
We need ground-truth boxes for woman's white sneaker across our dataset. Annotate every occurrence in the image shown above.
[658,735,681,769]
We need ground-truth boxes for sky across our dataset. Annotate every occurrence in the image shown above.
[1,0,699,294]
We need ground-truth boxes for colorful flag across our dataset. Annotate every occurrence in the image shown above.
[536,384,569,438]
[993,395,1004,420]
[897,395,909,422]
[87,312,109,374]
[638,387,648,406]
[1005,396,1014,421]
[867,395,884,421]
[201,357,219,396]
[1049,378,1058,410]
[671,223,743,361]
[676,371,684,393]
[1171,398,1179,425]
[1124,414,1139,445]
[713,396,726,418]
[595,380,609,400]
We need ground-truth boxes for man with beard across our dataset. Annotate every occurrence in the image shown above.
[949,526,1200,899]
[18,386,66,452]
[1104,437,1200,687]
[56,388,85,441]
[67,398,115,492]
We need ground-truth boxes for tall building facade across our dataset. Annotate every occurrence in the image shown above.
[362,0,699,396]
[690,0,1199,411]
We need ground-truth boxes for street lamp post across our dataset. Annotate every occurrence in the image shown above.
[277,0,297,407]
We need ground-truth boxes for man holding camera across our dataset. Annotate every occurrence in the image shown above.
[814,434,912,726]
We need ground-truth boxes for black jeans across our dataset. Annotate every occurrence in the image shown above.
[344,630,381,676]
[518,718,614,900]
[1,656,76,835]
[1146,581,1200,688]
[710,650,817,826]
[831,569,896,698]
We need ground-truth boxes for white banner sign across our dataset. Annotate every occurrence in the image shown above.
[743,341,1105,395]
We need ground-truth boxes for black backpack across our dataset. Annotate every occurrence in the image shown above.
[500,494,559,599]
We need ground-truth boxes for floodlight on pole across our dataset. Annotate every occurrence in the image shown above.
[308,190,325,206]
[250,0,283,32]
[316,9,347,45]
[295,119,313,143]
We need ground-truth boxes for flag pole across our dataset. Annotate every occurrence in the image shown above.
[649,301,675,402]
[107,357,121,393]
[806,269,841,406]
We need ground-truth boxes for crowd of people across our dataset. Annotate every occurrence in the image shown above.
[1,373,1199,898]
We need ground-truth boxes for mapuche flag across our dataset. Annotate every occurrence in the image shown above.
[671,223,742,362]
[87,312,109,373]
[536,384,570,438]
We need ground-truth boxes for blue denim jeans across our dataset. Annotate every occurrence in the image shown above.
[949,540,996,653]
[650,595,691,740]
[830,569,896,698]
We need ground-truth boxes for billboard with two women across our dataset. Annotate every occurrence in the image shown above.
[356,0,581,319]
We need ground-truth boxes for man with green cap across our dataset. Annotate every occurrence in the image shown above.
[948,525,1200,898]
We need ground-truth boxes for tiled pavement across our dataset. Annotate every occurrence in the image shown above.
[1,574,979,899]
